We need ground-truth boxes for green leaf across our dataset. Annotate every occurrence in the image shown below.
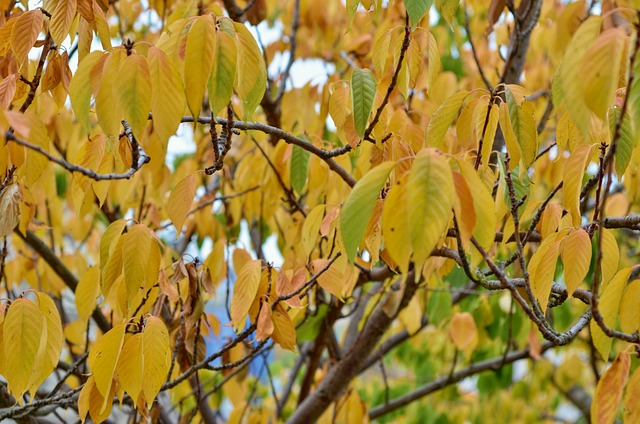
[350,68,377,139]
[340,161,395,262]
[404,0,434,27]
[290,143,310,194]
[608,108,635,177]
[425,90,469,147]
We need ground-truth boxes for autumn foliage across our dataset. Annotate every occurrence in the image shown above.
[1,0,640,422]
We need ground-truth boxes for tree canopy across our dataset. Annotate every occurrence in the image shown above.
[0,0,640,422]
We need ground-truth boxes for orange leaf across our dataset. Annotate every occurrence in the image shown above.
[10,10,43,64]
[167,173,196,237]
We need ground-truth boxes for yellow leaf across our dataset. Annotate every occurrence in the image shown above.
[3,298,44,402]
[382,175,412,273]
[141,316,170,407]
[96,49,126,137]
[408,148,454,272]
[528,232,562,314]
[10,10,43,65]
[167,173,196,236]
[185,14,215,118]
[256,301,274,341]
[583,28,625,120]
[563,144,594,227]
[449,312,478,357]
[233,22,267,120]
[203,238,227,288]
[115,54,151,138]
[619,280,640,334]
[561,228,591,297]
[78,375,114,424]
[148,46,185,143]
[230,259,262,332]
[50,0,77,46]
[271,304,296,351]
[312,258,345,300]
[117,333,143,404]
[591,267,632,361]
[88,323,126,410]
[591,351,630,424]
[457,158,496,250]
[76,266,101,322]
[122,224,151,306]
[624,366,640,423]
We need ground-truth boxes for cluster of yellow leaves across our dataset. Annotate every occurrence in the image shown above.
[0,292,63,403]
[79,316,170,423]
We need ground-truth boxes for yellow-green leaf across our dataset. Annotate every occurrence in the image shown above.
[350,68,377,139]
[557,16,603,139]
[505,87,538,168]
[209,21,237,116]
[591,267,632,361]
[185,14,215,118]
[3,298,44,402]
[561,228,591,297]
[233,22,267,120]
[600,228,619,288]
[425,90,469,147]
[619,280,640,334]
[435,0,458,25]
[624,366,640,423]
[28,292,63,397]
[340,161,395,262]
[70,51,106,134]
[408,149,454,271]
[115,54,151,138]
[562,144,594,227]
[167,173,196,236]
[583,27,625,120]
[382,176,412,273]
[148,46,185,143]
[607,108,635,178]
[591,350,630,424]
